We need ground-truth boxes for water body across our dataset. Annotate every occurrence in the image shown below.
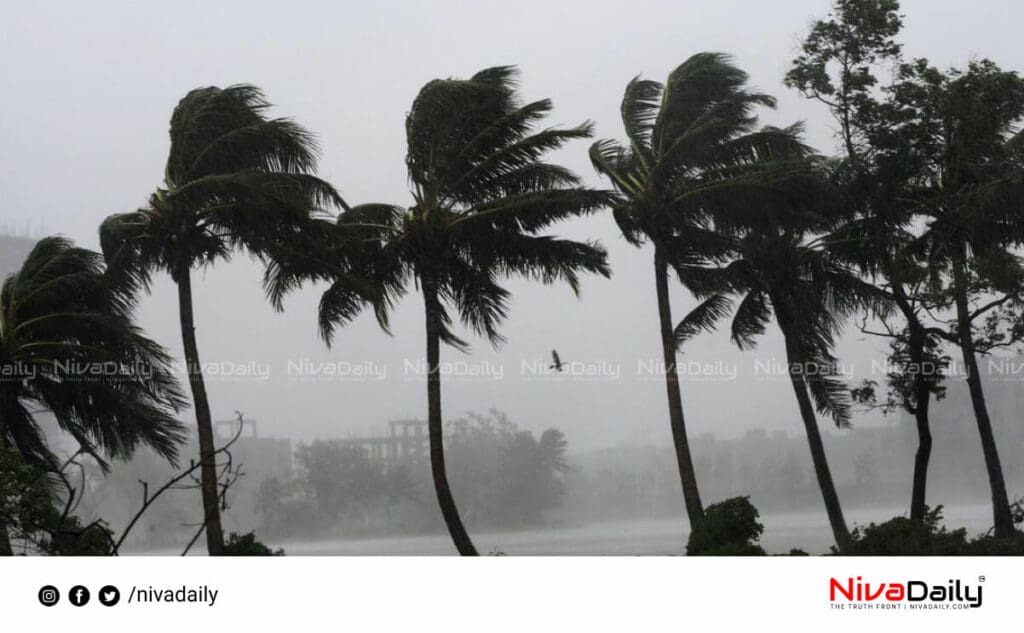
[273,504,995,556]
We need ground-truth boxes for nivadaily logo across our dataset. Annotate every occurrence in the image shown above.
[829,576,985,610]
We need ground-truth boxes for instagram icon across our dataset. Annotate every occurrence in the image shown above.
[38,586,60,607]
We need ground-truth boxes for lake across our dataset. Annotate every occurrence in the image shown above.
[271,504,996,556]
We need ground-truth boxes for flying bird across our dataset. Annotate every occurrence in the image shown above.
[550,350,565,372]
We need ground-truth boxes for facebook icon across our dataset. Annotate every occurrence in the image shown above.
[69,585,90,607]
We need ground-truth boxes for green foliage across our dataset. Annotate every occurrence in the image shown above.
[266,66,612,351]
[0,448,55,541]
[255,475,317,538]
[97,83,343,554]
[100,84,343,292]
[44,515,114,556]
[850,331,948,415]
[294,442,388,526]
[678,173,888,427]
[594,52,818,533]
[686,497,765,555]
[786,0,903,158]
[843,506,1024,555]
[592,52,807,258]
[254,410,570,539]
[447,410,570,525]
[258,440,423,538]
[0,237,185,469]
[0,448,113,555]
[223,531,284,556]
[844,506,969,554]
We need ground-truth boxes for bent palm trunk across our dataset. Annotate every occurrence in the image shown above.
[951,254,1014,537]
[781,332,851,552]
[176,264,225,556]
[422,276,478,556]
[654,248,704,531]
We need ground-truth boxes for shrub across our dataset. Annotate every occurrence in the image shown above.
[687,496,765,555]
[844,507,969,555]
[843,505,1024,555]
[223,531,284,556]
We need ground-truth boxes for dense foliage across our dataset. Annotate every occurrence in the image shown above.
[686,497,765,555]
[254,410,570,539]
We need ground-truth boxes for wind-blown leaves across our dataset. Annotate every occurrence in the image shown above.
[672,141,879,430]
[98,84,345,554]
[101,84,344,292]
[621,76,662,161]
[729,290,771,350]
[674,293,733,344]
[653,53,775,158]
[289,66,611,350]
[591,52,802,256]
[593,55,806,530]
[0,237,186,471]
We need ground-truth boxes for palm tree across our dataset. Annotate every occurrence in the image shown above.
[589,52,808,531]
[267,66,611,555]
[0,237,185,553]
[99,85,342,555]
[676,153,886,552]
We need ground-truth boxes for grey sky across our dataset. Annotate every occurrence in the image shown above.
[2,0,1022,450]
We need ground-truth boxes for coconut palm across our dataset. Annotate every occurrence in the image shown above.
[676,155,887,552]
[267,66,611,555]
[0,237,185,553]
[589,52,809,531]
[99,84,342,555]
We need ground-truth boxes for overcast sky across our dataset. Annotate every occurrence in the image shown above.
[2,0,1021,451]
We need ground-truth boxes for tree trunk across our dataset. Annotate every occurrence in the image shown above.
[421,275,478,556]
[0,524,12,555]
[951,253,1014,537]
[780,329,851,552]
[0,427,10,554]
[176,264,225,556]
[654,247,704,531]
[906,323,932,523]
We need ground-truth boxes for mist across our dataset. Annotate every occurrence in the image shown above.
[3,0,1024,555]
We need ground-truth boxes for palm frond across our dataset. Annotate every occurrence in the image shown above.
[675,293,733,345]
[621,76,662,162]
[588,139,644,197]
[730,290,771,350]
[653,52,775,156]
[1,237,186,470]
[444,258,511,348]
[467,233,610,295]
[804,355,854,428]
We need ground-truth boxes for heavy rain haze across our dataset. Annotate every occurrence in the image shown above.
[3,0,1024,555]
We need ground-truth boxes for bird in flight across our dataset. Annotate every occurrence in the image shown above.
[550,350,565,372]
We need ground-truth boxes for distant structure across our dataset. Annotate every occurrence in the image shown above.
[336,419,429,462]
